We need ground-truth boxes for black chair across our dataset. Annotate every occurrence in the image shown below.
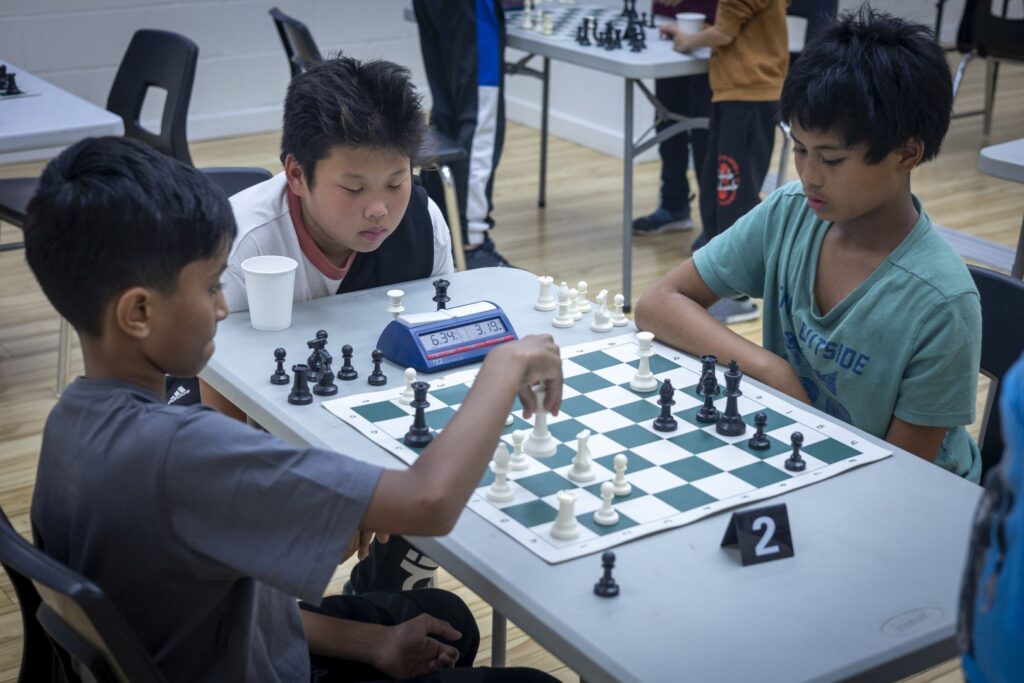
[267,7,469,269]
[0,508,166,683]
[200,166,273,198]
[969,265,1024,476]
[951,0,1023,136]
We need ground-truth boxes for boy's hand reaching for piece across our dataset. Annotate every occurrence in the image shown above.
[501,335,563,419]
[372,614,462,678]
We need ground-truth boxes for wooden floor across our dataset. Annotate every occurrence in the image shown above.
[0,56,1021,681]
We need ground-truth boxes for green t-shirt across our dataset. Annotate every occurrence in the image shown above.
[693,181,982,482]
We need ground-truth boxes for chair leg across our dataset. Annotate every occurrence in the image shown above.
[983,59,999,137]
[56,318,72,395]
[775,121,791,190]
[438,164,466,272]
[951,52,974,101]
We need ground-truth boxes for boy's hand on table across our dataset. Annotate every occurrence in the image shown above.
[373,614,461,678]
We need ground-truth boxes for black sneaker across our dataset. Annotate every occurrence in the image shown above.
[464,238,511,269]
[632,207,694,235]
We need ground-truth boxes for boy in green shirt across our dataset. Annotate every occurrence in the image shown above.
[635,9,982,481]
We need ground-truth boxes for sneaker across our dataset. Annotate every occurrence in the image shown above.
[708,298,761,324]
[464,238,511,269]
[632,207,694,235]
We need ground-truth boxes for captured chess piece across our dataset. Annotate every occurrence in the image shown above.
[748,412,771,450]
[697,354,720,396]
[337,344,358,381]
[535,275,556,311]
[4,73,20,96]
[432,278,450,311]
[696,373,720,424]
[653,379,678,432]
[403,381,434,447]
[785,432,806,472]
[386,289,405,320]
[306,329,329,383]
[594,551,620,598]
[716,360,746,436]
[312,344,337,396]
[288,364,313,405]
[398,368,416,405]
[270,348,289,385]
[368,349,387,386]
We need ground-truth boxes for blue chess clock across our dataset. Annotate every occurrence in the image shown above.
[376,301,518,373]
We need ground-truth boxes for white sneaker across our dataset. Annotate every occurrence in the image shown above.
[708,299,760,324]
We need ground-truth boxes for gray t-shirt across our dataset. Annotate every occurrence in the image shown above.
[31,378,383,682]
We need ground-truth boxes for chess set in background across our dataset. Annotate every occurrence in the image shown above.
[0,64,32,99]
[513,0,658,52]
[324,332,891,564]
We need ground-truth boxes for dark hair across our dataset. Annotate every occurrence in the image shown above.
[280,56,425,186]
[780,8,952,164]
[23,137,237,336]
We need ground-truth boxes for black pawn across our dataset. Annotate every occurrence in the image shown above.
[312,354,338,396]
[5,73,20,96]
[270,347,289,385]
[432,278,450,311]
[594,551,620,598]
[716,360,746,437]
[653,379,678,432]
[403,381,434,447]
[337,344,358,381]
[287,364,313,405]
[748,412,771,450]
[368,349,387,386]
[695,373,720,424]
[785,432,806,472]
[696,354,720,396]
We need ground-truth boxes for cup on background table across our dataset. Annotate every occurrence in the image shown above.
[240,255,298,331]
[675,12,705,35]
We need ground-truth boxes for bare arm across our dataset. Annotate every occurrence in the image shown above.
[660,23,734,51]
[634,259,810,403]
[885,417,947,462]
[360,335,563,536]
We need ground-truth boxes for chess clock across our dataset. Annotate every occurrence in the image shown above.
[376,301,518,373]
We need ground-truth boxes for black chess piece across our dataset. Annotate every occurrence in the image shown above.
[695,373,720,424]
[306,329,329,383]
[5,73,20,96]
[288,364,313,405]
[432,278,450,311]
[716,360,746,436]
[594,551,620,598]
[337,344,358,380]
[270,347,289,385]
[613,28,623,49]
[748,412,771,450]
[653,379,678,432]
[368,349,388,386]
[785,432,807,472]
[313,350,338,396]
[403,381,434,447]
[696,354,720,396]
[647,11,656,28]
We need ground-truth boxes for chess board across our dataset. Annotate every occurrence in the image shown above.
[324,333,891,563]
[509,3,656,41]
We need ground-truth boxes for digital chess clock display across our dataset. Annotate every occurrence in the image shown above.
[418,318,508,350]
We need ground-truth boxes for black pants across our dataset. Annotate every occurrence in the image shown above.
[694,100,778,250]
[350,536,437,594]
[304,590,556,682]
[654,73,712,214]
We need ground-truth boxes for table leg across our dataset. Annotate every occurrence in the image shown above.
[1012,213,1024,280]
[622,79,635,311]
[491,610,507,667]
[539,57,550,208]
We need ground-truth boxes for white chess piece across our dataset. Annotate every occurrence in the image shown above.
[568,287,582,321]
[510,429,529,471]
[505,413,514,426]
[550,490,581,540]
[576,281,592,313]
[593,481,620,526]
[611,293,629,326]
[590,289,613,332]
[487,444,515,503]
[398,368,416,405]
[629,331,658,392]
[535,275,556,311]
[386,289,405,320]
[612,453,632,496]
[521,2,533,29]
[552,282,574,328]
[523,385,558,457]
[542,11,554,35]
[568,430,595,482]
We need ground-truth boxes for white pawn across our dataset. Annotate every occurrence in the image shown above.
[510,429,529,471]
[521,2,533,29]
[552,282,574,328]
[576,281,592,313]
[593,481,620,526]
[398,368,416,405]
[629,331,658,392]
[590,289,613,333]
[550,490,581,540]
[612,453,632,496]
[568,429,595,482]
[387,289,405,320]
[611,293,629,326]
[568,287,582,321]
[542,11,554,35]
[524,385,558,458]
[535,275,556,311]
[487,443,515,503]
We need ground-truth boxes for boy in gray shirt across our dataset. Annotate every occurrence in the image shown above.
[24,137,562,682]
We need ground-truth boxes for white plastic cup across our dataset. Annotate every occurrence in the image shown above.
[240,255,298,331]
[675,12,705,35]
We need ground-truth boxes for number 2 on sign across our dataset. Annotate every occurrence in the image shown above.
[752,516,780,557]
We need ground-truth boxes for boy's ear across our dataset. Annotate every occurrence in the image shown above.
[284,154,310,197]
[895,137,925,170]
[113,287,155,340]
